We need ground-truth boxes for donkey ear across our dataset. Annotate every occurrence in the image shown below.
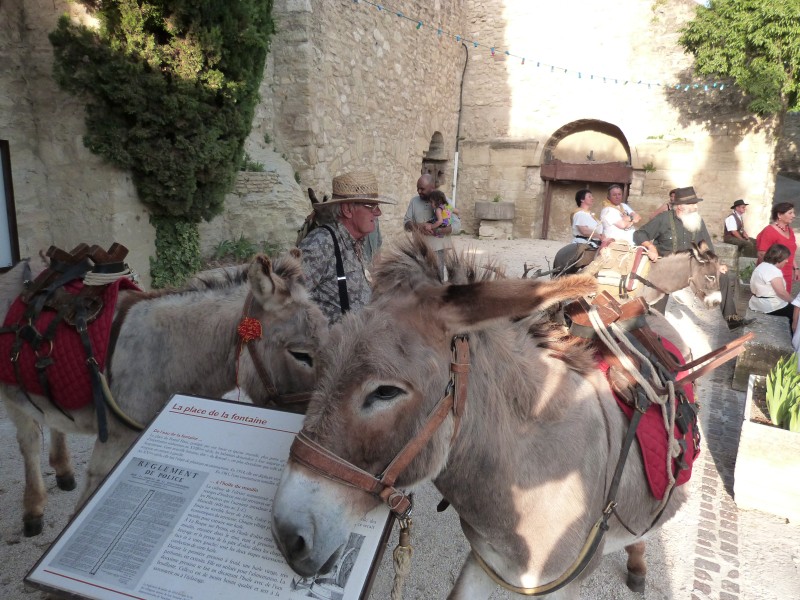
[247,254,292,311]
[430,273,598,331]
[690,242,709,263]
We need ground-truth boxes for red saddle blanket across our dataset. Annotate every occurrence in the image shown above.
[597,336,700,501]
[0,277,140,410]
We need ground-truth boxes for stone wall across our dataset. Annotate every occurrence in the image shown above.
[268,0,465,229]
[454,0,779,242]
[0,0,788,281]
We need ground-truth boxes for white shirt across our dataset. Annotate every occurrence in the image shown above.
[601,203,635,244]
[571,210,600,244]
[725,213,742,233]
[749,262,787,313]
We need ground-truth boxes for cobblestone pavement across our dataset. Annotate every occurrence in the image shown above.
[1,238,799,600]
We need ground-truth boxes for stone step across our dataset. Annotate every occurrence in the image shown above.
[731,308,795,391]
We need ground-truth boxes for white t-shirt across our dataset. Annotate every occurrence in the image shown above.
[749,262,787,313]
[571,210,600,244]
[600,203,635,244]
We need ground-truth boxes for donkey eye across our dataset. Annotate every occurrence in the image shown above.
[364,385,404,407]
[288,350,313,368]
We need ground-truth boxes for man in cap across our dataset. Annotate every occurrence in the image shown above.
[298,170,394,324]
[723,199,757,257]
[633,186,753,330]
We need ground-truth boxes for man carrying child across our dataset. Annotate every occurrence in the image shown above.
[403,173,460,277]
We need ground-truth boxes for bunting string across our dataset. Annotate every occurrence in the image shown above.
[350,0,731,93]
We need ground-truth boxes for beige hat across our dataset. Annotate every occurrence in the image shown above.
[317,170,396,205]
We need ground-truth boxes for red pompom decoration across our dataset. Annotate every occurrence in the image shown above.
[237,317,262,343]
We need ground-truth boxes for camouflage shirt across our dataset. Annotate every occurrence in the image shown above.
[298,221,371,324]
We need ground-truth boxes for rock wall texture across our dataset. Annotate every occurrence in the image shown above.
[0,0,788,284]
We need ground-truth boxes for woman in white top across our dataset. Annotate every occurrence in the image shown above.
[749,243,794,328]
[571,189,603,247]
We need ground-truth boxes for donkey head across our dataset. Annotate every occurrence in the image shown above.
[237,251,328,406]
[686,241,722,308]
[271,236,597,577]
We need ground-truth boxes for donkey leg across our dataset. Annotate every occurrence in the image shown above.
[447,552,503,600]
[75,432,135,512]
[49,429,76,491]
[625,540,647,593]
[6,402,47,537]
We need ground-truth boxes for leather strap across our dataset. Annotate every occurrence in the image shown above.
[288,335,470,518]
[321,225,350,314]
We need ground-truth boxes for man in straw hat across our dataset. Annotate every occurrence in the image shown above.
[723,199,756,257]
[403,173,458,277]
[634,186,753,330]
[298,170,394,324]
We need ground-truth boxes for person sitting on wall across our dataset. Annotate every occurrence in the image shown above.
[723,199,757,258]
[749,243,795,331]
[571,189,604,248]
[600,184,640,244]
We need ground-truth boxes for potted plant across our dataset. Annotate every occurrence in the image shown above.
[733,354,800,521]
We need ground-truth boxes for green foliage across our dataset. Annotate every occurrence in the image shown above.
[213,234,260,261]
[739,262,755,283]
[240,152,265,172]
[149,216,201,288]
[493,194,502,203]
[766,353,800,432]
[642,162,656,172]
[49,1,275,221]
[679,0,800,115]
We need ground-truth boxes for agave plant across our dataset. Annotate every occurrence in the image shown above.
[765,353,800,432]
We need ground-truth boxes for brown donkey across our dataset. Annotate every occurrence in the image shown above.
[271,236,691,599]
[1,252,327,537]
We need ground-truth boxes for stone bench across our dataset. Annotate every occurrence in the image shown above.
[475,201,514,240]
[731,308,794,391]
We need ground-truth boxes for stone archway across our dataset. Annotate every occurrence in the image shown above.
[539,119,633,239]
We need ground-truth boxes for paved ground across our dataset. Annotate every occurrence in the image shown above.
[1,237,799,599]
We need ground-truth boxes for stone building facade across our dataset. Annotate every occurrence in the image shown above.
[0,0,786,286]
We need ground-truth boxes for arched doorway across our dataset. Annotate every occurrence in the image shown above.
[539,120,633,239]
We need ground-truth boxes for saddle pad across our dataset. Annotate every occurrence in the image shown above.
[0,277,140,410]
[597,336,700,500]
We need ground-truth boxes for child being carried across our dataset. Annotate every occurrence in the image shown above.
[424,190,459,238]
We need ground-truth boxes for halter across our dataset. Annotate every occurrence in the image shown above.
[288,335,470,518]
[237,292,314,410]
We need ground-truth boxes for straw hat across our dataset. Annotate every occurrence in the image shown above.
[317,170,395,205]
[672,186,704,205]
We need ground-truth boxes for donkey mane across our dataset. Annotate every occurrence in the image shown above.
[374,235,596,376]
[372,234,507,297]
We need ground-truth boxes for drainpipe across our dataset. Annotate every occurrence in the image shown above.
[451,42,468,206]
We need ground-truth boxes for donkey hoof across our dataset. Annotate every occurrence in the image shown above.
[626,571,646,593]
[23,517,43,537]
[56,474,77,491]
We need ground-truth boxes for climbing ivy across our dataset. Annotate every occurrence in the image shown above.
[49,0,274,286]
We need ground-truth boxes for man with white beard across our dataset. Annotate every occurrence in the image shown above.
[634,186,753,330]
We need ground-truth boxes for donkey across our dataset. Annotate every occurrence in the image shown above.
[1,252,328,537]
[553,240,722,309]
[271,236,691,599]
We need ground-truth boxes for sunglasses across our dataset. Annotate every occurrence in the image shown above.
[357,203,380,211]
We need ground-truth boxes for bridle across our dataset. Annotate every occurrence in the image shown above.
[238,292,314,410]
[288,334,470,518]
